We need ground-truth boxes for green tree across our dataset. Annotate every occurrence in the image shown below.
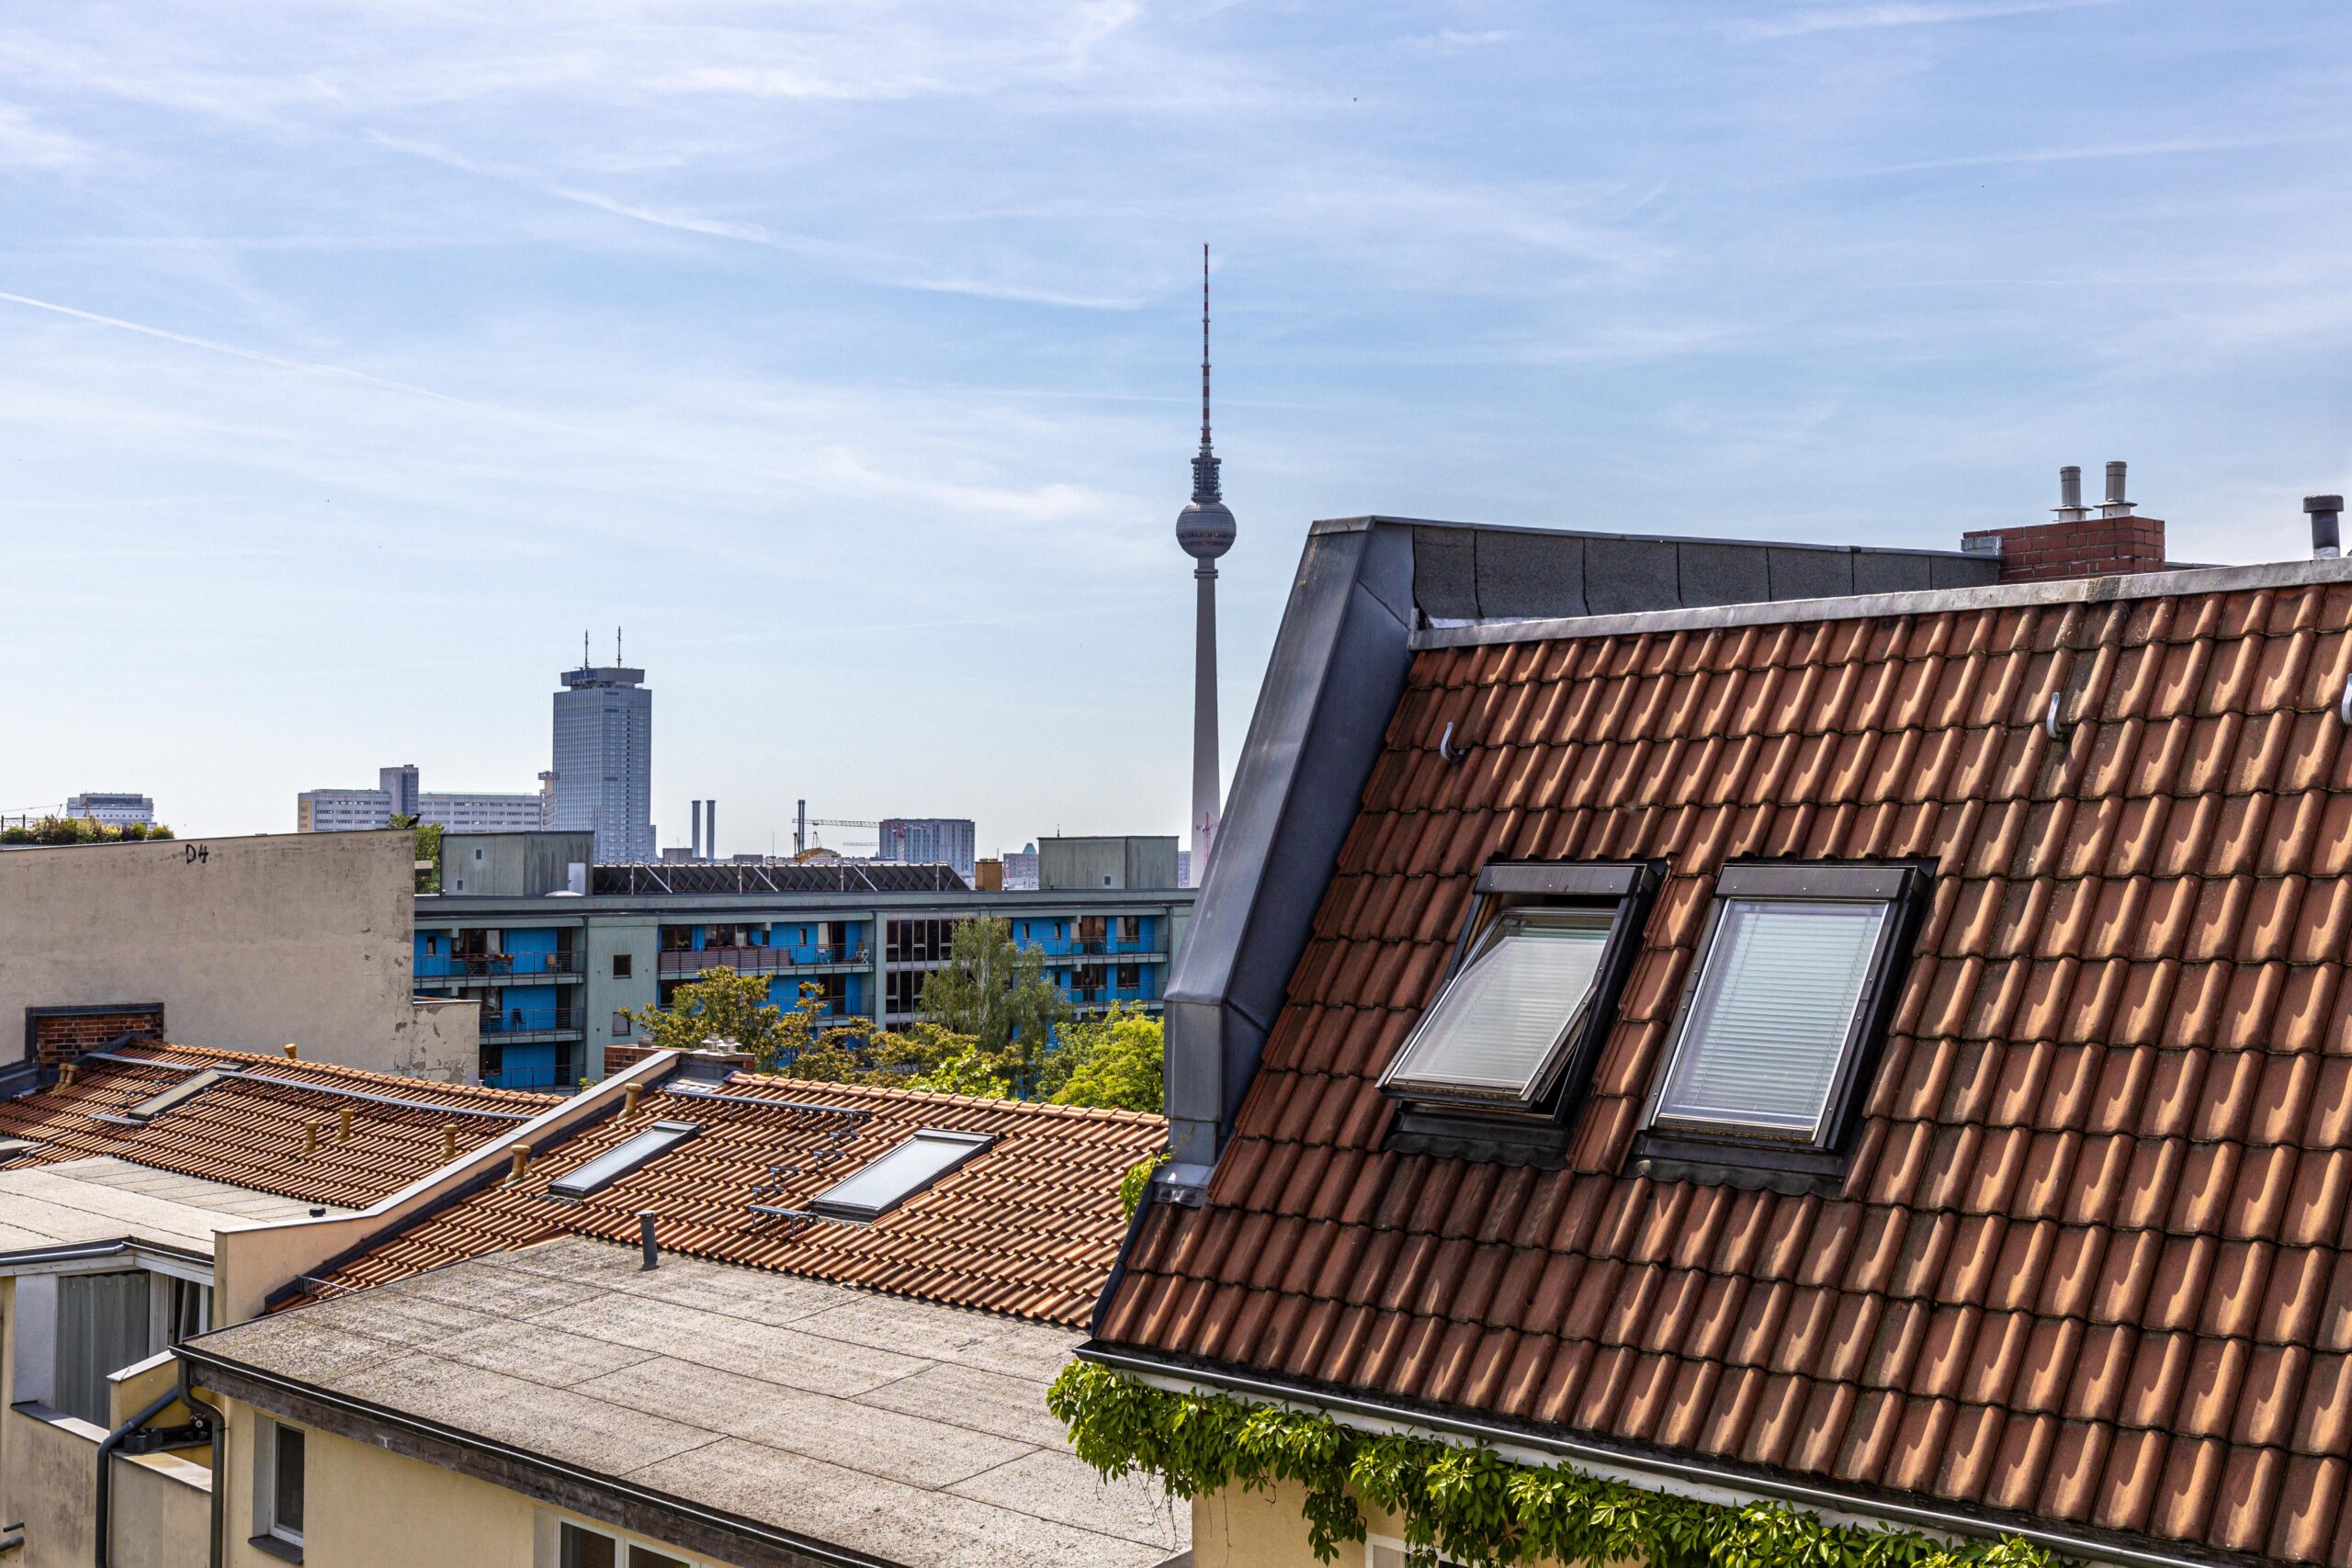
[916,917,1069,1095]
[622,967,795,1068]
[0,815,175,846]
[1047,1005,1164,1113]
[392,815,444,893]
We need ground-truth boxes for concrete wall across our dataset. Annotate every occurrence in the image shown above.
[0,829,476,1077]
[438,831,595,897]
[1039,837,1181,891]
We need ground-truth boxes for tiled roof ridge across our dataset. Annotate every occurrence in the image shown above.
[719,1071,1170,1128]
[114,1041,547,1107]
[1415,552,2352,652]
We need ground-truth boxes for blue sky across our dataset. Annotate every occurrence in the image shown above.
[2,1,2347,853]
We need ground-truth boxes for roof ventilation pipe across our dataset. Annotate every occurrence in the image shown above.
[2308,494,2344,561]
[639,1210,660,1269]
[2099,460,2133,517]
[2054,466,2086,523]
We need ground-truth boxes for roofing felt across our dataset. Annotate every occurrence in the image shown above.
[310,1074,1168,1326]
[1100,574,2352,1565]
[0,1043,543,1210]
[190,1236,1184,1568]
[0,1156,353,1258]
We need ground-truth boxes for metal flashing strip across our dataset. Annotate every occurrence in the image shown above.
[176,1347,893,1568]
[1411,553,2352,651]
[1074,1344,2235,1568]
[77,1052,539,1122]
[1311,512,1989,562]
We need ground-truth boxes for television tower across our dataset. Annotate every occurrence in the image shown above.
[1174,244,1237,884]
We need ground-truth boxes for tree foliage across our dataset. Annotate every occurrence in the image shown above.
[916,917,1069,1095]
[1047,1362,2062,1568]
[1047,1004,1165,1113]
[391,816,444,893]
[0,816,175,845]
[622,967,796,1068]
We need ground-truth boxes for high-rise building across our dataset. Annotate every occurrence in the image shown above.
[297,768,544,834]
[64,793,155,829]
[1175,245,1237,886]
[877,818,976,881]
[550,660,653,864]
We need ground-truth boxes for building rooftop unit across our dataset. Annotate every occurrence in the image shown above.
[1087,494,2352,1568]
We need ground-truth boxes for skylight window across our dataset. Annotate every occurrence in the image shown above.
[125,1068,228,1122]
[1376,862,1657,1146]
[808,1130,994,1221]
[547,1121,700,1202]
[1380,910,1612,1106]
[1643,863,1922,1160]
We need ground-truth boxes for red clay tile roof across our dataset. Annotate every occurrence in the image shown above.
[312,1073,1167,1326]
[1100,580,2352,1564]
[0,1043,543,1211]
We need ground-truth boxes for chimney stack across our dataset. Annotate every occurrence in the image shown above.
[2310,495,2345,560]
[2054,466,2086,523]
[2099,460,2132,518]
[707,800,716,861]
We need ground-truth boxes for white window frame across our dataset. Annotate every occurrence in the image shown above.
[545,1517,702,1568]
[1641,863,1919,1154]
[256,1416,306,1550]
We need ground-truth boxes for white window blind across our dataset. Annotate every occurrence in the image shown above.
[55,1271,151,1427]
[1656,898,1888,1139]
[1383,910,1612,1103]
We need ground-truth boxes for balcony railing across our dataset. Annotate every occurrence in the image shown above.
[479,1006,582,1036]
[1026,939,1156,959]
[417,952,582,979]
[658,945,868,976]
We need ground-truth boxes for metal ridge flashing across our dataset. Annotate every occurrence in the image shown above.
[1312,512,1988,561]
[175,1340,888,1568]
[1413,553,2352,650]
[1073,1343,2242,1568]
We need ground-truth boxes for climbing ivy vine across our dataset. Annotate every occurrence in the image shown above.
[1048,1361,2061,1568]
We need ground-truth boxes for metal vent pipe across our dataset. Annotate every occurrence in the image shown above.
[2310,494,2344,560]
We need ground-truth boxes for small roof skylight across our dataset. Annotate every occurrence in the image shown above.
[547,1120,700,1202]
[1652,897,1892,1142]
[1379,909,1614,1108]
[808,1130,995,1221]
[125,1068,230,1122]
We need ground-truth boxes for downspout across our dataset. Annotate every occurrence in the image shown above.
[93,1387,180,1568]
[178,1365,227,1568]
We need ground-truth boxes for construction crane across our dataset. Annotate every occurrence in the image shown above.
[794,800,880,855]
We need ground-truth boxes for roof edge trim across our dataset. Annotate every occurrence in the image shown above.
[1312,513,1989,561]
[1413,554,2352,650]
[176,1340,890,1568]
[1075,1344,2238,1568]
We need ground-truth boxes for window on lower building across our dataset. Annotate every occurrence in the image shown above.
[1116,964,1140,990]
[612,953,633,978]
[611,1011,631,1038]
[54,1270,150,1426]
[559,1522,697,1568]
[1641,863,1925,1165]
[260,1418,306,1549]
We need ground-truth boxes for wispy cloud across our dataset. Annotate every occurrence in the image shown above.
[1736,0,2120,40]
[1841,125,2352,175]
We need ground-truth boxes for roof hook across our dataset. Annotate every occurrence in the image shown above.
[2045,692,2067,741]
[2339,671,2352,727]
[1437,721,1469,762]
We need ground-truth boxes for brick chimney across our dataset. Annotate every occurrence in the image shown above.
[1962,461,2166,583]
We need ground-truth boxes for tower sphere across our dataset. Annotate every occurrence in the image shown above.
[1178,495,1237,559]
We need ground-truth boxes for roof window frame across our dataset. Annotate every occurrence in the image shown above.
[545,1120,701,1203]
[1380,859,1660,1165]
[807,1129,996,1222]
[1633,860,1930,1192]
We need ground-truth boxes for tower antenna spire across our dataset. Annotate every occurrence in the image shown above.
[1200,243,1212,454]
[582,629,589,669]
[616,626,622,665]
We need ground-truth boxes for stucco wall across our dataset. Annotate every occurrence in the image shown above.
[0,829,476,1077]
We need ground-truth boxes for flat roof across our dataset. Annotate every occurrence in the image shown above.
[0,1156,352,1262]
[189,1236,1184,1568]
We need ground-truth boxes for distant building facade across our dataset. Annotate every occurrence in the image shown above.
[549,664,653,863]
[296,765,547,835]
[415,850,1193,1090]
[1002,844,1039,890]
[64,793,154,829]
[877,818,976,880]
[1040,835,1181,890]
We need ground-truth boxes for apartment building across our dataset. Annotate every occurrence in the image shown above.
[415,843,1193,1089]
[297,764,548,834]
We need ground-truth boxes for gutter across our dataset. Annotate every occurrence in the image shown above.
[1074,1343,2234,1568]
[93,1386,186,1568]
[175,1344,889,1568]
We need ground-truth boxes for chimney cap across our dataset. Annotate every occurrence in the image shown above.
[2305,495,2344,514]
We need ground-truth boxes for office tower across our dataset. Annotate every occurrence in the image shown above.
[550,654,653,863]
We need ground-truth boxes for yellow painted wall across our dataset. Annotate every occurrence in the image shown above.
[1192,1480,1578,1568]
[214,1394,745,1568]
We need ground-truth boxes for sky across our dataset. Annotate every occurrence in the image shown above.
[2,1,2348,855]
